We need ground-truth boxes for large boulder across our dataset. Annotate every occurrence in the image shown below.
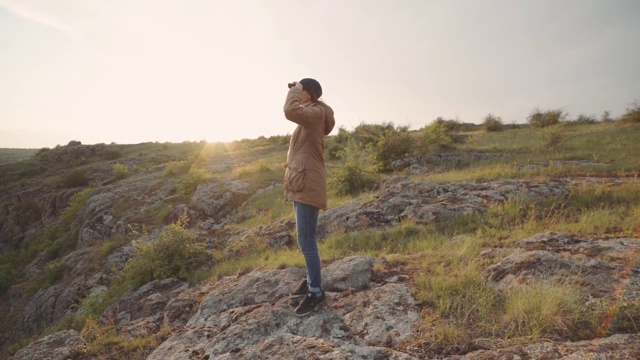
[190,179,249,219]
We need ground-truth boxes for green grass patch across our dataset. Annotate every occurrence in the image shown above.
[100,234,129,257]
[229,187,293,229]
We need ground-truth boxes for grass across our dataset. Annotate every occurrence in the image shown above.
[228,187,293,230]
[80,317,171,360]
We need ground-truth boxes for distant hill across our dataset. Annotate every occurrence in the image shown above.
[0,148,39,165]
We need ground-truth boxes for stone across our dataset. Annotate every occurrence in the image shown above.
[9,330,85,360]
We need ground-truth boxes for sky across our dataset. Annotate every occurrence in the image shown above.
[1,0,639,149]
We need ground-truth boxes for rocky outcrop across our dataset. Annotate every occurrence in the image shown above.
[445,333,640,359]
[391,152,505,171]
[14,248,105,338]
[485,232,640,300]
[318,178,570,238]
[144,256,419,359]
[190,179,249,219]
[9,330,85,360]
[101,278,196,336]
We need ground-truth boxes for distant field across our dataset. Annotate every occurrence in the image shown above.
[0,148,39,165]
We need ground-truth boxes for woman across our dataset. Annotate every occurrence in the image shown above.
[283,78,335,316]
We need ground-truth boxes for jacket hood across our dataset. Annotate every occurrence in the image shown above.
[319,102,335,135]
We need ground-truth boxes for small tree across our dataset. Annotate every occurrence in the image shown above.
[370,125,413,173]
[414,121,454,155]
[528,108,566,128]
[63,168,89,188]
[574,114,597,124]
[351,122,395,148]
[482,114,504,132]
[113,163,129,179]
[618,102,640,124]
[120,216,209,288]
[433,117,461,132]
[328,139,377,196]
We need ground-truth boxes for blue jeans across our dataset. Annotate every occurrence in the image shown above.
[294,201,322,293]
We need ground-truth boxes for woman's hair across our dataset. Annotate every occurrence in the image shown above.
[299,78,322,102]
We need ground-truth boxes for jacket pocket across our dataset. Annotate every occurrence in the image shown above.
[285,163,306,192]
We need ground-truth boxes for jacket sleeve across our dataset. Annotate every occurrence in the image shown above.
[283,86,324,128]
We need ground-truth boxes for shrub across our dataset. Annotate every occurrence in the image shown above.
[537,123,573,152]
[164,161,191,176]
[482,114,503,132]
[370,125,412,173]
[120,218,210,288]
[327,143,345,160]
[101,149,122,160]
[268,134,291,146]
[433,117,461,132]
[113,163,129,179]
[177,167,212,197]
[63,168,89,188]
[415,121,454,155]
[328,139,377,196]
[574,114,597,124]
[61,187,94,225]
[601,110,613,122]
[335,126,351,144]
[351,122,396,148]
[618,101,640,124]
[528,108,566,128]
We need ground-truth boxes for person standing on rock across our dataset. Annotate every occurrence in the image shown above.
[283,78,336,316]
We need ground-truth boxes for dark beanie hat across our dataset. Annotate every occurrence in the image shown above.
[299,78,322,99]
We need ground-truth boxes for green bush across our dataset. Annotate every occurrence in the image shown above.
[351,122,396,148]
[482,114,504,132]
[101,149,122,160]
[334,126,351,144]
[177,167,212,197]
[433,117,461,132]
[370,125,413,173]
[327,143,345,160]
[164,161,191,176]
[61,187,94,225]
[415,122,454,155]
[328,139,378,196]
[573,114,597,124]
[618,102,640,124]
[63,168,89,188]
[528,108,566,128]
[120,219,210,288]
[268,134,291,146]
[113,163,129,179]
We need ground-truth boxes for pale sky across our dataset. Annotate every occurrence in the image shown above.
[1,0,639,149]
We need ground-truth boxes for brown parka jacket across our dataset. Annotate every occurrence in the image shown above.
[283,84,336,210]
